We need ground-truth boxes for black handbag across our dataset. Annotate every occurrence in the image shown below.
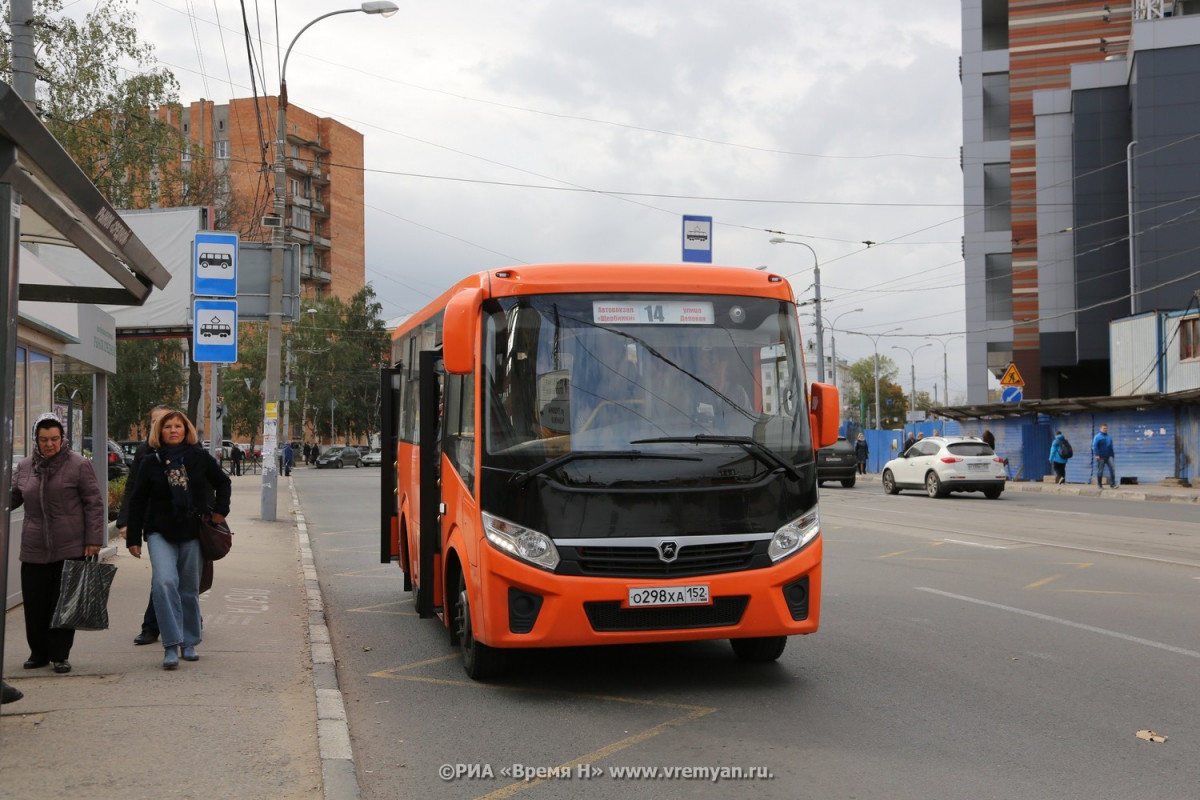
[51,555,117,631]
[196,513,234,561]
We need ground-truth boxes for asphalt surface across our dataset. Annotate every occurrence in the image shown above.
[2,470,1196,799]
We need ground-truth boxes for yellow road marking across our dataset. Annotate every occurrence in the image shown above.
[370,654,717,799]
[347,599,414,615]
[1025,574,1064,590]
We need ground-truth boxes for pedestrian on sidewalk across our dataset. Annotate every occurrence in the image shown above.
[1049,429,1070,484]
[854,432,869,475]
[117,404,172,647]
[10,412,105,675]
[230,443,243,476]
[125,410,231,670]
[282,442,294,477]
[1092,422,1117,489]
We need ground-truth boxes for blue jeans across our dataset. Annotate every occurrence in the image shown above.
[147,533,203,649]
[1096,456,1116,487]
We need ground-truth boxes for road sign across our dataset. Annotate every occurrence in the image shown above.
[999,362,1025,387]
[194,231,239,297]
[193,299,238,363]
[682,215,712,263]
[1001,385,1023,403]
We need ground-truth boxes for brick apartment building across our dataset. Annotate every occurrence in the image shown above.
[156,96,366,303]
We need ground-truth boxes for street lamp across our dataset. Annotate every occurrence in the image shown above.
[769,237,824,382]
[261,1,397,520]
[892,343,932,418]
[926,335,962,406]
[846,328,901,428]
[825,307,864,392]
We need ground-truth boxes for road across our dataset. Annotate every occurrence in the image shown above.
[295,467,1200,799]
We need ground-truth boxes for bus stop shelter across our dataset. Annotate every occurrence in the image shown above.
[0,79,171,682]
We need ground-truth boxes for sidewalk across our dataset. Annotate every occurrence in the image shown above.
[1,475,339,800]
[859,470,1200,503]
[1003,476,1200,503]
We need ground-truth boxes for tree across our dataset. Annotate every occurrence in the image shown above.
[222,324,269,450]
[0,0,184,209]
[293,287,390,445]
[110,339,186,437]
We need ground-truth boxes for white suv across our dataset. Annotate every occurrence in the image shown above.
[881,436,1006,499]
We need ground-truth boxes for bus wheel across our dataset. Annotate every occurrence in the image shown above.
[455,573,504,680]
[730,636,787,663]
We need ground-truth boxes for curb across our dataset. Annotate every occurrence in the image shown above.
[290,478,362,800]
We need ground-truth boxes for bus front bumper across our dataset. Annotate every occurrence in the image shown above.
[471,535,822,649]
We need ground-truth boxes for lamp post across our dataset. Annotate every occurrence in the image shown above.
[847,328,901,428]
[769,237,824,382]
[826,307,864,392]
[926,335,962,406]
[261,1,397,520]
[892,343,932,419]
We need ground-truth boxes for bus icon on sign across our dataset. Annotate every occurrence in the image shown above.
[200,318,231,338]
[199,252,232,269]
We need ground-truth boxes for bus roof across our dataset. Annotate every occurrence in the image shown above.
[393,263,795,340]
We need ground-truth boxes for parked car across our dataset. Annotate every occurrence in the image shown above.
[361,448,382,466]
[816,436,857,488]
[881,436,1006,499]
[117,439,143,466]
[316,446,362,469]
[201,440,236,459]
[82,436,130,481]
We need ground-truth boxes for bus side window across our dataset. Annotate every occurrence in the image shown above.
[443,373,476,492]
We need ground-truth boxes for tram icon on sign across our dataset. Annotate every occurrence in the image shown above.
[200,317,231,338]
[199,251,232,269]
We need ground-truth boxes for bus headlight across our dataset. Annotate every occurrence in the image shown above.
[483,513,560,571]
[768,506,820,562]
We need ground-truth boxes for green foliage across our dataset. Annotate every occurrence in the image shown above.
[0,0,184,209]
[223,324,269,448]
[843,355,907,427]
[110,339,186,437]
[292,287,391,444]
[106,474,126,521]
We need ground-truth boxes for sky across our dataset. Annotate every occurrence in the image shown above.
[103,0,971,402]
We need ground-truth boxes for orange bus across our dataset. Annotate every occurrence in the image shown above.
[379,263,838,678]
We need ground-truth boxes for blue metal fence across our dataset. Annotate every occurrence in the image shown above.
[852,406,1184,485]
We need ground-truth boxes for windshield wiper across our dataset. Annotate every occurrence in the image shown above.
[510,450,702,488]
[630,435,802,481]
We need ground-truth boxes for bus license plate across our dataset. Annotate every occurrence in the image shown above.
[628,585,710,607]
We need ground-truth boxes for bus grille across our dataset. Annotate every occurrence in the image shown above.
[584,596,749,632]
[565,541,762,578]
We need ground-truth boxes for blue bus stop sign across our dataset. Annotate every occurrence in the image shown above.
[193,299,238,363]
[194,231,238,297]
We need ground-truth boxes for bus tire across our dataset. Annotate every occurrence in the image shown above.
[455,572,504,680]
[730,636,787,663]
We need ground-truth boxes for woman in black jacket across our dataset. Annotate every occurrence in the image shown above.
[125,411,231,670]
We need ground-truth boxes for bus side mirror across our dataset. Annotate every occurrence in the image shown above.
[809,382,839,449]
[443,287,483,375]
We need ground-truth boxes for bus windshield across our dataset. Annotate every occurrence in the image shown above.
[482,293,811,474]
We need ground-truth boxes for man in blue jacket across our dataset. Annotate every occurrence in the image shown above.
[1092,423,1116,489]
